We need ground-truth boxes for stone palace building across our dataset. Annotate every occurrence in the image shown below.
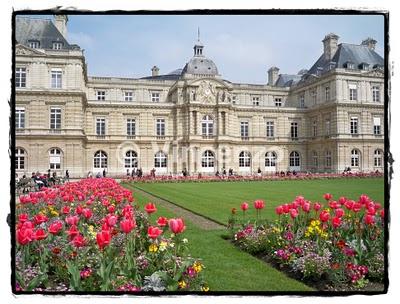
[14,15,385,177]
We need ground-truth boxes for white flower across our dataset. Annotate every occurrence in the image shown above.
[182,238,188,244]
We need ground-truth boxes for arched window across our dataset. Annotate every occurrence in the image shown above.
[325,150,332,167]
[202,150,215,168]
[265,151,277,167]
[154,151,167,168]
[94,150,108,168]
[239,151,251,167]
[16,148,25,170]
[49,148,62,169]
[125,150,138,168]
[312,151,318,167]
[374,149,383,167]
[201,115,214,138]
[351,149,360,167]
[289,151,300,167]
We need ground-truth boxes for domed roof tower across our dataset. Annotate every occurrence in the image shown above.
[182,29,219,77]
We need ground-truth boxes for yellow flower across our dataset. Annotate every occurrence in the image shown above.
[149,244,158,253]
[193,261,203,273]
[178,280,187,289]
[159,241,168,252]
[201,285,210,292]
[51,211,59,217]
[305,232,310,238]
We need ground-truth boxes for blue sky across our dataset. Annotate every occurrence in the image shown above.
[24,14,384,84]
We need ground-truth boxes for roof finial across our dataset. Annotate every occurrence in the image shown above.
[197,27,200,42]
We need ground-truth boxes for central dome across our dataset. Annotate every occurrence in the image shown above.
[182,39,219,76]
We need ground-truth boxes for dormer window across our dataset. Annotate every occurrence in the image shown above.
[53,42,63,50]
[28,40,40,49]
[373,64,383,70]
[344,61,355,69]
[359,62,370,70]
[328,61,336,70]
[316,67,323,76]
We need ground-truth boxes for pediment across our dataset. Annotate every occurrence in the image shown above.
[186,78,233,104]
[363,68,384,78]
[15,44,46,56]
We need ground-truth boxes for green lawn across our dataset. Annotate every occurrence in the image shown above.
[133,178,384,225]
[123,184,313,291]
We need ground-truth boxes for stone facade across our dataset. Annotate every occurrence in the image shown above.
[15,16,385,178]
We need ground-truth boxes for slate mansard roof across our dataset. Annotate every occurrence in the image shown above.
[15,17,76,50]
[306,43,384,77]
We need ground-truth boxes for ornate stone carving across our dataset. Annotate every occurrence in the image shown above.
[16,47,33,55]
[197,80,216,103]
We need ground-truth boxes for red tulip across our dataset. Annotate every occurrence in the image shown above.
[72,234,86,248]
[319,210,330,222]
[62,206,70,215]
[122,204,134,218]
[82,208,93,219]
[380,209,385,219]
[169,218,186,234]
[76,205,83,215]
[33,228,48,241]
[147,226,163,239]
[49,220,63,235]
[157,216,168,227]
[96,229,111,249]
[120,218,136,234]
[323,193,332,201]
[302,202,311,213]
[359,194,370,205]
[144,203,157,214]
[17,227,33,245]
[18,213,29,223]
[364,214,375,226]
[34,214,48,225]
[367,207,376,216]
[67,225,79,240]
[352,202,362,213]
[290,209,299,219]
[282,204,290,214]
[275,205,284,215]
[254,200,265,210]
[108,205,116,213]
[65,215,79,226]
[332,217,342,228]
[338,197,347,205]
[313,202,322,212]
[329,201,339,209]
[105,214,118,227]
[241,202,249,212]
[335,208,345,218]
[344,200,355,210]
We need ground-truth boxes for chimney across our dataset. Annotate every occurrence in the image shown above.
[361,37,377,51]
[54,15,68,38]
[151,66,160,77]
[322,33,339,61]
[268,67,279,86]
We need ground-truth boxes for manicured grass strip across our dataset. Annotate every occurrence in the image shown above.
[135,178,384,225]
[123,183,312,291]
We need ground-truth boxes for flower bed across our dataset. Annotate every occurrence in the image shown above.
[15,178,207,292]
[228,194,385,291]
[122,172,383,184]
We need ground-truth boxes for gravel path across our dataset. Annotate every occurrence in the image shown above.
[131,186,226,231]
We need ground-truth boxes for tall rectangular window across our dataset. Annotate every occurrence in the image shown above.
[124,91,133,101]
[240,121,249,139]
[349,84,358,101]
[51,70,62,89]
[312,120,317,137]
[151,92,160,102]
[127,119,136,136]
[325,86,330,101]
[325,119,331,135]
[372,86,380,102]
[252,96,260,106]
[373,117,381,135]
[274,97,282,107]
[311,90,317,105]
[50,108,61,130]
[15,67,26,88]
[291,122,298,139]
[52,42,63,50]
[16,108,25,129]
[299,94,305,108]
[266,121,274,138]
[156,118,165,136]
[97,91,106,101]
[325,151,332,167]
[350,117,358,134]
[96,118,106,136]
